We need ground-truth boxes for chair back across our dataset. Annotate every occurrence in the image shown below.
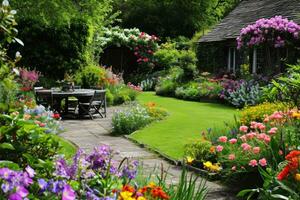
[93,90,106,102]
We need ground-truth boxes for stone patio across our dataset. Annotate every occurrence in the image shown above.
[60,106,237,200]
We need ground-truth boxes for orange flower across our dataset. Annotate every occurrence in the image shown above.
[122,185,135,193]
[210,146,215,153]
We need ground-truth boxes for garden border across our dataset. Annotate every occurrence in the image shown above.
[125,134,220,181]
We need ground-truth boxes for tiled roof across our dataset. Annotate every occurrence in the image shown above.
[199,0,300,43]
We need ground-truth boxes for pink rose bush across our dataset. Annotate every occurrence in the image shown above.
[211,109,300,180]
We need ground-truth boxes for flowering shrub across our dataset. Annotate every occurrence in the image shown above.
[112,103,168,135]
[18,68,41,91]
[219,78,244,100]
[98,27,159,68]
[127,82,142,92]
[237,16,300,49]
[23,105,62,134]
[240,102,290,125]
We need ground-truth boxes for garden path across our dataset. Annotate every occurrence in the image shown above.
[60,106,236,200]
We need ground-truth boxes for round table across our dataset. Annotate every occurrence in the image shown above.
[36,89,95,114]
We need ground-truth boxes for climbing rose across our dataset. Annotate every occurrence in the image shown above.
[253,147,260,154]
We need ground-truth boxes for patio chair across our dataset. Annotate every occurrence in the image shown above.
[78,90,107,119]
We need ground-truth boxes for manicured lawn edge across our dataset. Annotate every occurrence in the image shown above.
[126,134,221,181]
[53,135,78,159]
[125,135,180,166]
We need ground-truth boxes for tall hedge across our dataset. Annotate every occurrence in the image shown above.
[9,0,114,79]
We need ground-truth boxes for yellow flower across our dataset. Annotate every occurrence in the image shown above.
[203,161,213,169]
[295,173,300,181]
[147,182,156,188]
[119,191,134,200]
[137,197,146,200]
[186,156,194,164]
[292,112,300,119]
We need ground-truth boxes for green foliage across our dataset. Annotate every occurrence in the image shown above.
[10,0,115,79]
[114,0,240,38]
[225,81,262,108]
[108,84,139,105]
[0,114,60,167]
[154,43,181,70]
[263,64,300,108]
[185,140,215,162]
[238,167,300,200]
[0,0,21,113]
[74,65,106,88]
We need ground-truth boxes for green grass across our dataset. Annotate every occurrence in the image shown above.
[130,92,238,160]
[52,135,77,159]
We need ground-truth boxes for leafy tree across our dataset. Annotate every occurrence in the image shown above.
[114,0,240,38]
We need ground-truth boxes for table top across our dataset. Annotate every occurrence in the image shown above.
[36,89,105,97]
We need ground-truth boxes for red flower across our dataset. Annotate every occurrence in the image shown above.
[277,166,290,180]
[52,113,60,119]
[122,185,135,193]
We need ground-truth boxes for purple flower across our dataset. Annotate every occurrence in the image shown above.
[16,186,29,198]
[25,166,35,178]
[0,168,12,180]
[1,182,11,193]
[8,193,22,200]
[62,185,76,200]
[38,179,48,191]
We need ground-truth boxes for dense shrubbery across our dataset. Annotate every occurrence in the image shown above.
[10,0,115,79]
[74,65,107,89]
[112,102,168,135]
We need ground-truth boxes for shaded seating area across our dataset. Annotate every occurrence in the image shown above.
[35,88,107,119]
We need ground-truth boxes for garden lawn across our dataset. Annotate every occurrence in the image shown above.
[130,92,238,160]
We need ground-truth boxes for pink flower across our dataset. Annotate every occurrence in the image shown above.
[62,185,76,200]
[241,143,252,151]
[269,111,284,120]
[240,135,247,142]
[264,135,271,143]
[228,154,235,160]
[249,159,258,167]
[39,123,46,127]
[246,132,257,139]
[216,145,224,152]
[253,147,260,154]
[268,127,278,135]
[250,121,257,129]
[257,133,267,140]
[239,125,248,133]
[231,166,236,171]
[259,158,267,167]
[218,136,228,143]
[229,138,237,144]
[257,123,266,131]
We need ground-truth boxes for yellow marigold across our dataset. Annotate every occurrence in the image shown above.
[295,173,300,181]
[186,156,194,164]
[145,102,156,108]
[119,191,134,200]
[137,197,146,200]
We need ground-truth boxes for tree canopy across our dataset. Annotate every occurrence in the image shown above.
[114,0,241,38]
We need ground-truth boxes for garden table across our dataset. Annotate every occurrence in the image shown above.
[36,89,95,115]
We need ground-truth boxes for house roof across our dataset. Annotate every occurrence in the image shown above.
[199,0,300,43]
